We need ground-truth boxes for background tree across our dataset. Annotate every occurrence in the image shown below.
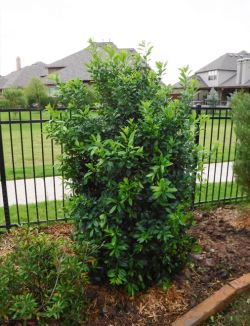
[1,87,27,108]
[0,96,10,109]
[232,92,250,195]
[24,78,49,107]
[207,87,219,107]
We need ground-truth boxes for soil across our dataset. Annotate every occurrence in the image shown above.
[0,205,249,326]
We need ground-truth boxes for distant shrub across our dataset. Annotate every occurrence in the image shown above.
[232,92,250,195]
[48,42,199,295]
[0,97,10,109]
[24,78,49,108]
[1,87,27,109]
[0,229,93,324]
[207,88,219,107]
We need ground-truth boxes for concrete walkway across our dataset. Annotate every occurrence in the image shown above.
[0,162,234,208]
[200,161,234,184]
[0,176,72,207]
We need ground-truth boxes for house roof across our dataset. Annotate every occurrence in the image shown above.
[196,51,250,73]
[172,74,208,93]
[0,76,7,89]
[0,62,47,89]
[220,73,250,88]
[42,49,92,84]
[1,42,136,89]
[43,42,136,84]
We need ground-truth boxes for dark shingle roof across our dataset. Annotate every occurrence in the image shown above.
[0,76,7,89]
[43,42,136,84]
[196,51,250,73]
[47,42,117,69]
[0,62,47,89]
[1,42,136,89]
[172,74,208,91]
[220,73,250,87]
[220,73,237,87]
[43,49,92,84]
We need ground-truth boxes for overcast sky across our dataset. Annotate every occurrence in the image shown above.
[0,0,249,84]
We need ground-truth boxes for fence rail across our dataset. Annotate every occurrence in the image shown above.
[0,106,246,229]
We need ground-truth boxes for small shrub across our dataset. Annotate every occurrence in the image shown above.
[207,88,219,107]
[0,97,10,109]
[24,78,49,108]
[48,42,199,295]
[0,229,94,324]
[2,87,27,108]
[232,92,250,195]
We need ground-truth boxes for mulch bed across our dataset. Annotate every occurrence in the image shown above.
[0,205,249,326]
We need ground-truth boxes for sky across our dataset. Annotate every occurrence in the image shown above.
[0,0,249,84]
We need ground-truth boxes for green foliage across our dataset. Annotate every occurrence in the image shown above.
[0,96,10,108]
[24,77,49,107]
[48,42,198,295]
[232,92,250,195]
[1,87,27,108]
[0,229,93,324]
[207,88,219,107]
[53,78,98,108]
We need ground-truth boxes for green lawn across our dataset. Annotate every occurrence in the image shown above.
[0,200,70,227]
[0,111,62,180]
[205,291,250,326]
[199,112,236,164]
[195,181,245,204]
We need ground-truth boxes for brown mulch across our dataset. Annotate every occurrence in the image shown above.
[0,206,249,325]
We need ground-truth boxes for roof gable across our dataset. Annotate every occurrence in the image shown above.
[196,51,250,73]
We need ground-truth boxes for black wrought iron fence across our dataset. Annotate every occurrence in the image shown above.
[194,105,246,205]
[0,106,246,229]
[0,108,68,229]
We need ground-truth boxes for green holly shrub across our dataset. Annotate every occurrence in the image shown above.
[48,42,199,295]
[232,92,250,195]
[0,229,93,324]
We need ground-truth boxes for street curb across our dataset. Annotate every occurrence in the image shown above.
[172,273,250,326]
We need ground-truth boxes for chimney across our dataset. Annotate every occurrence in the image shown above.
[236,59,243,85]
[241,57,250,84]
[16,56,21,70]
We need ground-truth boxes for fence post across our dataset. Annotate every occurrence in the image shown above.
[0,122,11,228]
[191,105,201,208]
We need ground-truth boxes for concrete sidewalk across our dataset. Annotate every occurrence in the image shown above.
[0,162,234,208]
[0,176,71,207]
[200,161,234,184]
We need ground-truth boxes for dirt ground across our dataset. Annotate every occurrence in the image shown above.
[0,205,249,326]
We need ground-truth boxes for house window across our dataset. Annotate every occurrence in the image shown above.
[48,86,58,96]
[208,70,217,80]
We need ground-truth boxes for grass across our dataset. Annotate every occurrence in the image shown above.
[0,200,70,227]
[195,181,245,204]
[205,291,250,325]
[0,111,62,180]
[199,113,236,164]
